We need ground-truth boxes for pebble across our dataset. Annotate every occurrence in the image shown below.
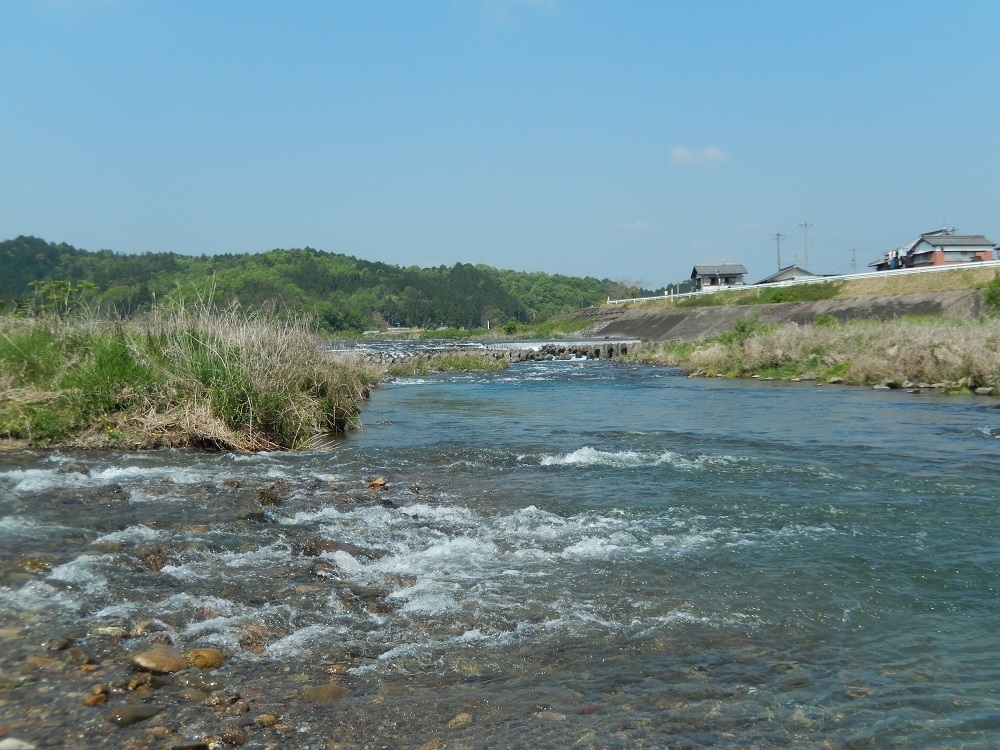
[104,704,162,726]
[253,714,278,727]
[91,624,129,638]
[446,712,473,729]
[185,647,227,669]
[130,644,188,673]
[0,740,39,750]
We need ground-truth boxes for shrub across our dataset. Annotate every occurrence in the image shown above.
[984,272,1000,314]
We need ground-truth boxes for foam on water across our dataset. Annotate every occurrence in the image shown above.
[0,515,69,536]
[0,580,81,613]
[95,524,162,544]
[264,624,346,658]
[537,445,742,470]
[48,554,114,593]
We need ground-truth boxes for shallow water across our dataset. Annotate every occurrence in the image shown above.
[2,361,1000,748]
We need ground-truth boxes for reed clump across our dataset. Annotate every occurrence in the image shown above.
[0,301,383,451]
[631,316,1000,391]
[387,352,508,376]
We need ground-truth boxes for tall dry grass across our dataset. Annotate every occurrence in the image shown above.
[634,317,1000,389]
[0,301,383,451]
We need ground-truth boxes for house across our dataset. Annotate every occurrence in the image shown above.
[870,229,997,271]
[755,264,815,285]
[691,263,748,291]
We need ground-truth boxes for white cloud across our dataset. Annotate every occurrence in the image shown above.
[619,220,652,232]
[670,146,728,166]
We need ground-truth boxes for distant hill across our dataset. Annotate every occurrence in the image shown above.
[0,236,647,332]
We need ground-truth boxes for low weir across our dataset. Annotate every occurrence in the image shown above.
[333,340,639,367]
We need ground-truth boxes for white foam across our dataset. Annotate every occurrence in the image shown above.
[538,446,734,470]
[48,554,114,592]
[265,624,344,657]
[0,515,67,536]
[0,580,79,613]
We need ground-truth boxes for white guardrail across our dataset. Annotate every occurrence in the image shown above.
[607,259,1000,305]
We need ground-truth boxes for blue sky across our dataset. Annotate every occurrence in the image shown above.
[2,1,998,287]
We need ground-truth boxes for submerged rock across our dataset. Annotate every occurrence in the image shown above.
[104,704,161,726]
[303,683,348,703]
[447,712,474,729]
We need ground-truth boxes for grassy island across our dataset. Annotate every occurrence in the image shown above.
[0,303,383,451]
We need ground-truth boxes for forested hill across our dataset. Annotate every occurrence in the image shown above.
[0,236,641,332]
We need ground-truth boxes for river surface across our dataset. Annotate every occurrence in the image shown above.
[2,360,1000,748]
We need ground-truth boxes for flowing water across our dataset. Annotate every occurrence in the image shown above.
[2,360,1000,749]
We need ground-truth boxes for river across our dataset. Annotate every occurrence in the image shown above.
[2,359,999,748]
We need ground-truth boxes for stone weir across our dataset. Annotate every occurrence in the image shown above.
[496,341,635,362]
[348,341,637,368]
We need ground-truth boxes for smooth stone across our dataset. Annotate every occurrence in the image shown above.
[91,624,129,638]
[130,644,187,673]
[976,387,994,395]
[105,704,161,726]
[447,713,474,729]
[303,684,348,703]
[185,647,226,669]
[828,376,844,384]
[0,740,40,750]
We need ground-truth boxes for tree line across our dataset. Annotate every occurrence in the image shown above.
[0,236,650,332]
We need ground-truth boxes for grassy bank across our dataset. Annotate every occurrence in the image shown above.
[628,316,1000,391]
[0,303,383,451]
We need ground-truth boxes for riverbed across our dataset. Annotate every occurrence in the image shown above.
[2,360,999,748]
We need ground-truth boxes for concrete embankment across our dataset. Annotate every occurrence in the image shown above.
[563,289,987,343]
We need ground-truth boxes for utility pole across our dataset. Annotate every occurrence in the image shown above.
[799,221,811,270]
[774,232,784,271]
[849,248,857,274]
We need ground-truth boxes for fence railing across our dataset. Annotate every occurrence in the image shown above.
[606,259,1000,305]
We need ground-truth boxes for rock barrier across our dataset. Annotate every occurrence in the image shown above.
[344,342,634,368]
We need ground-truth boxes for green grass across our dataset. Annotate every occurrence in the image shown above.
[0,303,382,450]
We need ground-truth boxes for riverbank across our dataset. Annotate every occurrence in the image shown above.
[626,315,1000,394]
[0,304,383,452]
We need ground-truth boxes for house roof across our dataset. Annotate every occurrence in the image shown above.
[870,229,998,266]
[914,234,996,249]
[756,265,814,284]
[691,263,748,278]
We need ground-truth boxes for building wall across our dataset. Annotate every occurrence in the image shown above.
[910,247,994,267]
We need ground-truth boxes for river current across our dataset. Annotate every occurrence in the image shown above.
[2,360,1000,748]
